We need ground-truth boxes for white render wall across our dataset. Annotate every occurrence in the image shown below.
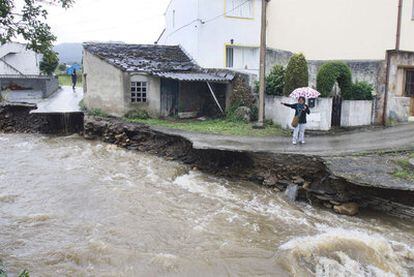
[0,43,41,75]
[341,100,373,127]
[83,51,127,117]
[267,0,414,60]
[159,0,261,70]
[265,96,332,131]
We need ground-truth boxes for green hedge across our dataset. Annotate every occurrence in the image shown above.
[284,53,309,96]
[316,62,352,98]
[349,81,374,100]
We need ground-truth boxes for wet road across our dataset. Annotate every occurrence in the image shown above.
[0,134,414,276]
[32,86,83,114]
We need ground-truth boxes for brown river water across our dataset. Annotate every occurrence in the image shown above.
[1,134,414,276]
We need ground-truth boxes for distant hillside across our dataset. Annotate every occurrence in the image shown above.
[54,43,83,64]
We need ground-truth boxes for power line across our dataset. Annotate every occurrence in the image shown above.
[165,0,251,39]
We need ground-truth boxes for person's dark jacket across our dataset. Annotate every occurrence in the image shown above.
[283,103,310,124]
[71,72,77,84]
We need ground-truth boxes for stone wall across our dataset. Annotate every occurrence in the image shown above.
[0,103,83,134]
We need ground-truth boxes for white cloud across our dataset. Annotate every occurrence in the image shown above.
[45,0,170,44]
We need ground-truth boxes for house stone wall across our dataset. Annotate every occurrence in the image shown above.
[83,51,127,117]
[386,51,414,122]
[125,74,161,117]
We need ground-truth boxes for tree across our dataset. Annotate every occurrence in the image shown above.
[284,53,309,96]
[0,0,73,54]
[58,63,67,72]
[40,51,59,75]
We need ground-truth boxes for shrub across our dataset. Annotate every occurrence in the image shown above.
[316,62,352,98]
[39,51,59,75]
[227,75,256,122]
[88,108,109,117]
[255,65,286,96]
[125,109,150,119]
[349,81,374,100]
[284,53,309,96]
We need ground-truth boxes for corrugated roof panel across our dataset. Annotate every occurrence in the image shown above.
[153,72,234,83]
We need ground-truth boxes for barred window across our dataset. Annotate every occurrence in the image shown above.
[131,81,147,103]
[405,70,414,97]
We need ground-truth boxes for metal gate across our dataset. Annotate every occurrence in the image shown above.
[331,95,342,127]
[160,79,179,117]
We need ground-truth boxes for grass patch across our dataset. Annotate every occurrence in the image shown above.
[58,74,83,87]
[393,153,414,181]
[125,118,289,137]
[88,108,109,117]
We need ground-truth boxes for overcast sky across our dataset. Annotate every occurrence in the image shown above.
[45,0,171,44]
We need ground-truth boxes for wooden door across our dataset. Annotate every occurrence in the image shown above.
[160,79,179,117]
[331,95,342,127]
[411,97,414,116]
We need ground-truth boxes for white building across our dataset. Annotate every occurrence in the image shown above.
[157,0,262,74]
[159,0,414,124]
[0,42,41,75]
[0,42,59,100]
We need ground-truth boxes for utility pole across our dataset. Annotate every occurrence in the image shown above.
[395,0,403,50]
[256,0,269,128]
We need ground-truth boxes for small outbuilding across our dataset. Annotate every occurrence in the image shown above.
[82,43,235,118]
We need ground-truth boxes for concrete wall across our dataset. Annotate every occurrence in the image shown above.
[267,0,414,60]
[266,96,332,131]
[83,51,127,117]
[0,76,59,98]
[0,43,41,75]
[386,51,414,122]
[341,100,373,127]
[159,0,261,70]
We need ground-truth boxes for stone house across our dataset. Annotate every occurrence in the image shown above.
[82,43,234,118]
[158,0,414,125]
[0,42,59,101]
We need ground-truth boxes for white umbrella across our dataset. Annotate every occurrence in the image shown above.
[289,87,321,99]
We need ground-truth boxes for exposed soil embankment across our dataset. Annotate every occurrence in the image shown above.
[0,103,83,134]
[1,103,414,219]
[83,116,414,219]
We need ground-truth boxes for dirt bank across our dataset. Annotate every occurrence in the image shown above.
[1,103,413,219]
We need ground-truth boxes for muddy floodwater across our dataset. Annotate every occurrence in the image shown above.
[1,134,414,276]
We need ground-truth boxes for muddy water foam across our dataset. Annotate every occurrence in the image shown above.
[0,134,413,276]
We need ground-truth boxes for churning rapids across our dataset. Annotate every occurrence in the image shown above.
[1,134,414,276]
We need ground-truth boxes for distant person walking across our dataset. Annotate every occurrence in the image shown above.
[71,69,77,91]
[282,96,310,145]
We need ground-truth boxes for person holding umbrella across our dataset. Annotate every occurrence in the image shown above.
[71,69,78,91]
[282,96,310,145]
[282,87,321,145]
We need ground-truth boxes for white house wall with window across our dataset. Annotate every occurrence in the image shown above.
[158,0,262,73]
